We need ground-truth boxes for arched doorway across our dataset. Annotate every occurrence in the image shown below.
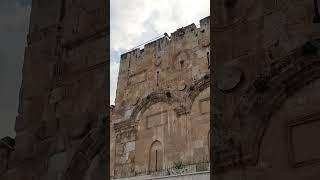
[149,140,163,172]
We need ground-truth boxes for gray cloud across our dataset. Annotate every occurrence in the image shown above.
[0,0,31,138]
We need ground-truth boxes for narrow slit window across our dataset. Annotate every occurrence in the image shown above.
[156,71,159,86]
[207,52,210,69]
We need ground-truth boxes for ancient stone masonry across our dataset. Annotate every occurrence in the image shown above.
[111,17,210,178]
[0,0,107,180]
[212,0,320,179]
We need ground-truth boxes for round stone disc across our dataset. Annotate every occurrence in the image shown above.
[154,57,161,66]
[217,66,242,91]
[177,82,187,91]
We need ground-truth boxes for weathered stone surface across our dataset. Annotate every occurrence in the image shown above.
[14,131,35,161]
[212,0,320,179]
[1,0,107,179]
[0,137,15,175]
[111,16,210,178]
[216,66,243,91]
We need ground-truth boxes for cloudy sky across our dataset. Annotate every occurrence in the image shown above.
[110,0,210,105]
[0,0,31,138]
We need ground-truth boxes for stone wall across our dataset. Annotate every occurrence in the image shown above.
[212,0,320,179]
[111,17,210,178]
[112,171,210,180]
[0,0,108,180]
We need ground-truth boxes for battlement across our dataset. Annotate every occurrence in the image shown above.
[120,16,210,63]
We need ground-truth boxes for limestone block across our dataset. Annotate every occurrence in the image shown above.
[55,131,68,154]
[49,87,65,104]
[55,100,73,119]
[29,157,49,179]
[124,109,133,120]
[117,130,136,143]
[29,0,62,31]
[7,151,17,170]
[14,131,35,161]
[48,152,67,180]
[6,167,34,180]
[65,152,90,180]
[33,138,56,156]
[62,3,106,44]
[0,148,9,175]
[62,113,96,140]
[124,142,135,154]
[84,154,106,180]
[5,168,18,180]
[14,115,28,133]
[116,144,124,156]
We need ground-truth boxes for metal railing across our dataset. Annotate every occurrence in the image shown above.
[113,159,210,179]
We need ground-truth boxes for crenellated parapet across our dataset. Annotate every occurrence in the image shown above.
[120,16,210,64]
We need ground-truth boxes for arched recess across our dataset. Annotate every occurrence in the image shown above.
[187,73,210,111]
[149,140,163,172]
[62,126,106,180]
[134,101,178,172]
[189,85,210,161]
[129,90,187,123]
[228,39,320,166]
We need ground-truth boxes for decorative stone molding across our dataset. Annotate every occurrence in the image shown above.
[171,50,192,71]
[216,66,243,92]
[187,73,210,111]
[62,127,106,180]
[288,112,320,168]
[129,90,187,122]
[213,39,320,170]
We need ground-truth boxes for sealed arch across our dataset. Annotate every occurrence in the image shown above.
[62,127,106,180]
[189,86,210,161]
[215,40,320,168]
[187,73,210,110]
[149,140,163,172]
[129,90,187,122]
[134,101,174,172]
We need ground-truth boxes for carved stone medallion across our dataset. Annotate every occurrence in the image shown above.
[217,66,243,91]
[177,82,187,91]
[154,57,161,67]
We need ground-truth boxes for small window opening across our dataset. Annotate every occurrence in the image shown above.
[156,71,159,86]
[180,60,184,68]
